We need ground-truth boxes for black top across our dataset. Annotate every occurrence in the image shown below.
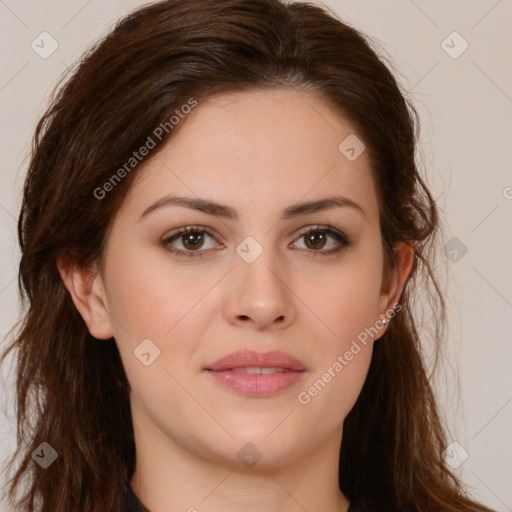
[123,484,149,512]
[122,483,372,511]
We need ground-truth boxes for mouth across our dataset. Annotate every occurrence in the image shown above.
[203,350,307,397]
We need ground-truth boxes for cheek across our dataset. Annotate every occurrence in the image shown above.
[293,250,382,417]
[296,283,377,431]
[106,254,234,399]
[301,254,383,345]
[105,249,217,341]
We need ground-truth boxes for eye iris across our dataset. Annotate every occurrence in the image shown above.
[306,231,326,250]
[183,231,204,250]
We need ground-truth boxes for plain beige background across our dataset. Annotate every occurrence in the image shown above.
[0,1,511,511]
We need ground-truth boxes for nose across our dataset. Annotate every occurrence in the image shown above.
[224,248,296,331]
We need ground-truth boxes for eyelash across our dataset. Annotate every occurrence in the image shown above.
[160,224,352,259]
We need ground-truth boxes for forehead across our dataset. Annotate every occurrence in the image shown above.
[121,88,379,223]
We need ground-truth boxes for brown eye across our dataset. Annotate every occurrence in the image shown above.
[161,226,218,258]
[292,225,351,257]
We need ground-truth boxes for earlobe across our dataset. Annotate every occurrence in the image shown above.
[56,253,114,340]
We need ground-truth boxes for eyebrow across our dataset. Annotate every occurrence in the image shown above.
[138,194,366,221]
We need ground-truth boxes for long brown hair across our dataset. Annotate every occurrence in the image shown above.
[0,1,495,511]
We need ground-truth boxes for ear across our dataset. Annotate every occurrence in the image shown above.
[56,253,114,340]
[377,242,414,325]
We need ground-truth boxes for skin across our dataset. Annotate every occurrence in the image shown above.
[58,88,413,512]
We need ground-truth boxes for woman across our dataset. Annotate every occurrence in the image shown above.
[0,0,496,511]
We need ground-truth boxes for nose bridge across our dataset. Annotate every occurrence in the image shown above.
[236,232,285,298]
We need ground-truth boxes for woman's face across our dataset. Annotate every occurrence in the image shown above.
[64,88,412,469]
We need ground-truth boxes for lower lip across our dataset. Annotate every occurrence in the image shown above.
[204,369,306,396]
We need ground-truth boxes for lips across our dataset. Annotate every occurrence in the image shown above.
[203,350,307,397]
[203,349,307,372]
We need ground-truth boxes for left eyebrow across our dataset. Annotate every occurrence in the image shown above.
[138,194,366,221]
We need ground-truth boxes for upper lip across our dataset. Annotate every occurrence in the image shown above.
[204,350,307,372]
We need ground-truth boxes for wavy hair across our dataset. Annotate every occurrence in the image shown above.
[1,0,495,510]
